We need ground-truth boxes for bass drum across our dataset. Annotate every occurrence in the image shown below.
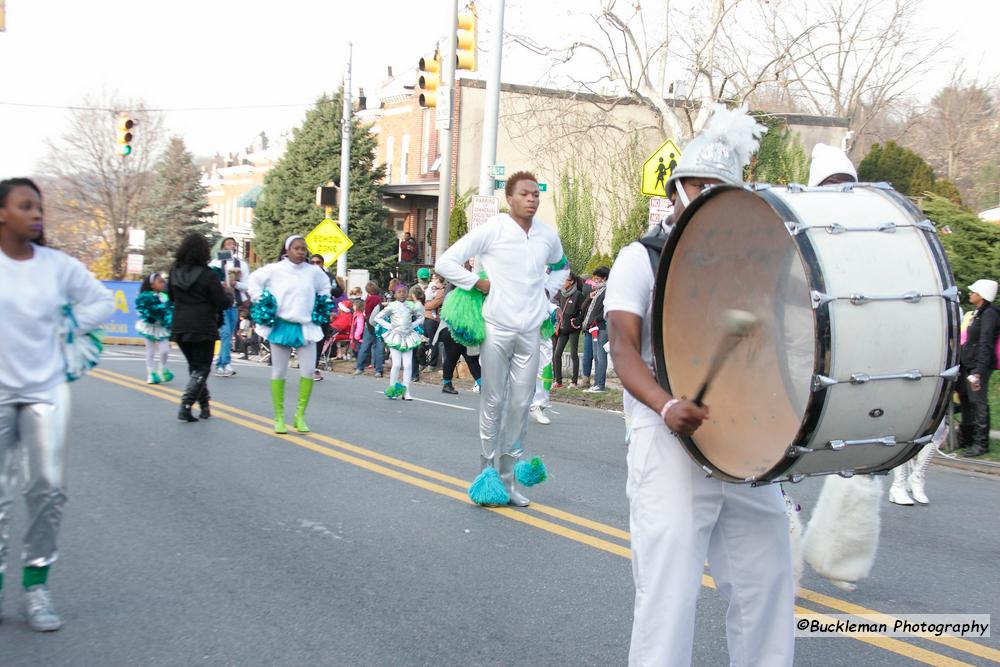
[652,183,959,484]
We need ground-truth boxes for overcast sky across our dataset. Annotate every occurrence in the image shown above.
[1,0,997,177]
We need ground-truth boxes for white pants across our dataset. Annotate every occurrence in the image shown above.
[270,344,316,381]
[144,339,170,375]
[627,423,795,667]
[479,323,540,458]
[531,337,553,409]
[388,348,413,392]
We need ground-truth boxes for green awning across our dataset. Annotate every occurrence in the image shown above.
[237,185,264,208]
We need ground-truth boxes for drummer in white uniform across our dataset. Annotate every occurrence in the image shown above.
[606,104,795,667]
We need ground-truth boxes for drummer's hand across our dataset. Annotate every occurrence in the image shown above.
[666,400,710,435]
[968,374,982,392]
[474,278,491,294]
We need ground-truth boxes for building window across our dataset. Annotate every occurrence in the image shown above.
[421,108,432,174]
[400,134,410,184]
[386,136,395,184]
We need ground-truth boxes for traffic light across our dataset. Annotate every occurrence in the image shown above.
[418,51,440,108]
[456,5,477,71]
[116,113,134,157]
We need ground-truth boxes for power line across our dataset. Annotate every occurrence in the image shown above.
[0,100,341,112]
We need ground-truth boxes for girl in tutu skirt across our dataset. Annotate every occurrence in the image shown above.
[135,272,174,384]
[370,284,424,401]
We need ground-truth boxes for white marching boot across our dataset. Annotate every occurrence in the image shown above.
[888,464,914,506]
[908,444,935,504]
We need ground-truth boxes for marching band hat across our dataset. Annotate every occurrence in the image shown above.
[808,143,858,187]
[666,103,767,198]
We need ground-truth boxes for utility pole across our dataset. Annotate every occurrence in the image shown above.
[336,42,353,279]
[435,0,460,258]
[477,0,505,196]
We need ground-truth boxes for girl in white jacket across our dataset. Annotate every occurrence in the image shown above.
[247,235,332,433]
[0,178,114,632]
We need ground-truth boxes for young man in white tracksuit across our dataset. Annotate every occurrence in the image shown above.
[436,171,569,506]
[606,105,795,666]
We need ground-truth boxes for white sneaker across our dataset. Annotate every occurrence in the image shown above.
[215,367,227,377]
[225,364,237,376]
[583,385,606,393]
[472,383,481,393]
[530,406,551,425]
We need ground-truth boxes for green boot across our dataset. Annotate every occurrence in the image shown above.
[271,379,287,434]
[294,376,314,433]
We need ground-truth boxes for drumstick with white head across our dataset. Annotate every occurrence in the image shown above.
[692,309,758,407]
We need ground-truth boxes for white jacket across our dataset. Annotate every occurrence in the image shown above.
[247,258,331,344]
[435,214,569,333]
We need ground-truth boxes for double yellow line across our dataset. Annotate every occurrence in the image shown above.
[89,367,998,666]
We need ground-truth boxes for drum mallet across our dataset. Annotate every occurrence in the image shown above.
[692,309,758,406]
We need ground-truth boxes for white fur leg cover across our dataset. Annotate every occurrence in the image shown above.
[802,475,883,591]
[783,490,804,592]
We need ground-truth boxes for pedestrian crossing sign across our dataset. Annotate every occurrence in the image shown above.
[305,218,354,267]
[641,138,682,197]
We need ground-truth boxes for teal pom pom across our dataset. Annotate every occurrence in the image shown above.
[441,273,487,348]
[468,467,509,506]
[311,294,335,326]
[384,382,406,399]
[135,291,172,327]
[250,290,278,327]
[269,319,305,347]
[515,456,547,487]
[60,304,105,382]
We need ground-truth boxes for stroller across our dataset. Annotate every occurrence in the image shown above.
[318,301,354,370]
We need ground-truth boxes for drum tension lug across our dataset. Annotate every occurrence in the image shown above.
[838,470,856,479]
[790,474,806,484]
[701,465,714,478]
[940,366,960,381]
[941,286,959,302]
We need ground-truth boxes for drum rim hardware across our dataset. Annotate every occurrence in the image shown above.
[809,286,959,308]
[784,219,936,236]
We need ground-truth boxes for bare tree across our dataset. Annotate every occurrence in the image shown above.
[781,0,946,156]
[40,97,164,279]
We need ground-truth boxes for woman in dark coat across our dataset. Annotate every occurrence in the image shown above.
[553,272,585,388]
[168,233,230,421]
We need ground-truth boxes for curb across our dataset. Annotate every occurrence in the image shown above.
[933,454,1000,477]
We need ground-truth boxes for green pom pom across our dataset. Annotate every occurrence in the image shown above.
[384,382,407,399]
[515,456,547,487]
[539,313,555,339]
[441,276,487,348]
[468,467,509,506]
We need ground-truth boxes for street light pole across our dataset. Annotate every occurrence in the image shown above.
[435,0,459,258]
[477,0,505,197]
[337,42,353,279]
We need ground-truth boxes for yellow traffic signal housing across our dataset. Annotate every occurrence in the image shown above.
[456,7,477,71]
[418,52,441,108]
[116,113,135,157]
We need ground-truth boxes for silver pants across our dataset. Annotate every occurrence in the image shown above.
[0,383,71,573]
[479,323,540,459]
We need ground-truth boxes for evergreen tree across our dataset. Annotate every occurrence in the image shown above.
[253,92,390,269]
[554,162,596,274]
[140,137,215,273]
[921,193,1000,299]
[449,188,475,245]
[858,142,936,197]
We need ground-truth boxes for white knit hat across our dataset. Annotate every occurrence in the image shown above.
[808,143,858,187]
[666,104,767,197]
[968,279,998,303]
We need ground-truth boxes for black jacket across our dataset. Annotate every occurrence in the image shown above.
[168,265,230,341]
[556,287,585,333]
[582,287,607,331]
[961,303,999,377]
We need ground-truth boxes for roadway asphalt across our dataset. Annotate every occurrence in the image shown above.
[2,346,997,666]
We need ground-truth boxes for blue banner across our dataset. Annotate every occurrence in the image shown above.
[101,280,142,341]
